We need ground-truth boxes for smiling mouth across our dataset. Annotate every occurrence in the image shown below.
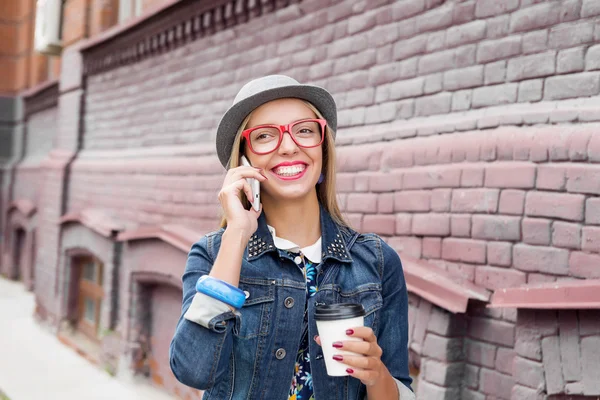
[272,164,307,177]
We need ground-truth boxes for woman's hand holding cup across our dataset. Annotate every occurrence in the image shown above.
[218,164,267,240]
[314,327,386,387]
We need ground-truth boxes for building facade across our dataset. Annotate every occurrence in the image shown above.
[1,0,600,399]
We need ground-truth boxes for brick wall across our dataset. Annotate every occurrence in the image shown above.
[12,107,57,205]
[513,309,600,398]
[89,0,120,37]
[83,0,600,147]
[76,0,600,259]
[141,0,165,13]
[34,162,69,322]
[0,0,59,93]
[23,108,57,164]
[68,2,600,397]
[462,305,517,400]
[8,105,58,286]
[407,292,467,397]
[0,0,32,93]
[32,45,85,323]
[62,0,122,46]
[62,0,90,46]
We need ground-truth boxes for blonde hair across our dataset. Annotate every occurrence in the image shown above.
[219,101,349,229]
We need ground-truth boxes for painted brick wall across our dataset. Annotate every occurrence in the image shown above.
[23,108,57,162]
[32,46,85,323]
[35,163,68,322]
[462,305,518,399]
[513,309,600,398]
[407,292,467,396]
[67,3,600,397]
[83,0,600,147]
[12,107,57,204]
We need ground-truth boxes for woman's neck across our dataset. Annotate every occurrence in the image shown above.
[262,192,321,248]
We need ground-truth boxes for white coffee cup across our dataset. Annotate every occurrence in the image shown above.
[315,303,366,376]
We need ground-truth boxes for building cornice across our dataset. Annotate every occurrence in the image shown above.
[81,0,300,76]
[22,79,59,117]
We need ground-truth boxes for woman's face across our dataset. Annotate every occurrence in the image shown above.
[244,98,323,203]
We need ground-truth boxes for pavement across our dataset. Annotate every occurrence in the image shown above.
[0,277,177,400]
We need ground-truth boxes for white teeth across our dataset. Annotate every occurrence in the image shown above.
[273,165,306,176]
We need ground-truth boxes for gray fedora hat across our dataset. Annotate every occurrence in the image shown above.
[216,75,337,168]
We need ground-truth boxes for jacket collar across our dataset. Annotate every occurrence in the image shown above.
[246,203,353,263]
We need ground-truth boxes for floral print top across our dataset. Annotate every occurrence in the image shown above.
[288,253,318,400]
[265,225,321,400]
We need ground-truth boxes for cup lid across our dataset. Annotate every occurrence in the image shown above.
[314,303,365,321]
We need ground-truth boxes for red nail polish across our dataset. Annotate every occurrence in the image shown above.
[332,342,343,348]
[333,355,343,361]
[346,329,354,335]
[346,368,354,374]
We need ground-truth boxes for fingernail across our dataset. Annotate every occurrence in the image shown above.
[333,355,343,361]
[346,368,354,374]
[332,342,343,348]
[346,329,354,335]
[313,335,318,342]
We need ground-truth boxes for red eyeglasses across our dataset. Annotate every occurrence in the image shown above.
[241,118,326,155]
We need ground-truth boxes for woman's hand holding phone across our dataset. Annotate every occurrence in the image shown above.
[218,158,266,241]
[240,156,261,212]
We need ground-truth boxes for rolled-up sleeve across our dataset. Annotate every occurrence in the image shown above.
[184,292,234,332]
[170,233,237,390]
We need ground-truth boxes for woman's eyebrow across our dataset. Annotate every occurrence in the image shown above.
[251,117,317,126]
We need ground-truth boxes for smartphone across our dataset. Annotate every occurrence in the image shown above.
[240,156,261,212]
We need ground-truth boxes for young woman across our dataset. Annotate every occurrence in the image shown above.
[170,75,414,400]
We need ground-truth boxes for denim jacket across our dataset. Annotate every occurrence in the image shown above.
[169,206,414,400]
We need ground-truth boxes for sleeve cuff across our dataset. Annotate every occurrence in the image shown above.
[394,378,416,400]
[184,292,234,331]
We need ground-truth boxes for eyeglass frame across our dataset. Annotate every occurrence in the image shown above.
[241,118,327,155]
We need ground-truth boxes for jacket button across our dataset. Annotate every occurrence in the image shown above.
[284,297,295,308]
[275,348,286,360]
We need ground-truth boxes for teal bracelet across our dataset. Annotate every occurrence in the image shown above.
[196,275,246,309]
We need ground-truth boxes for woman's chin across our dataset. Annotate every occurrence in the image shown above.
[263,184,318,203]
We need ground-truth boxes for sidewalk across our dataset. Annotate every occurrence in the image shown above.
[0,277,176,400]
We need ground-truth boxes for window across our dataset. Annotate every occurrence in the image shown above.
[118,0,143,23]
[83,261,95,282]
[76,256,104,340]
[84,297,96,322]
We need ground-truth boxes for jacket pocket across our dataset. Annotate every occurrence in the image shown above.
[335,284,383,332]
[234,279,275,339]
